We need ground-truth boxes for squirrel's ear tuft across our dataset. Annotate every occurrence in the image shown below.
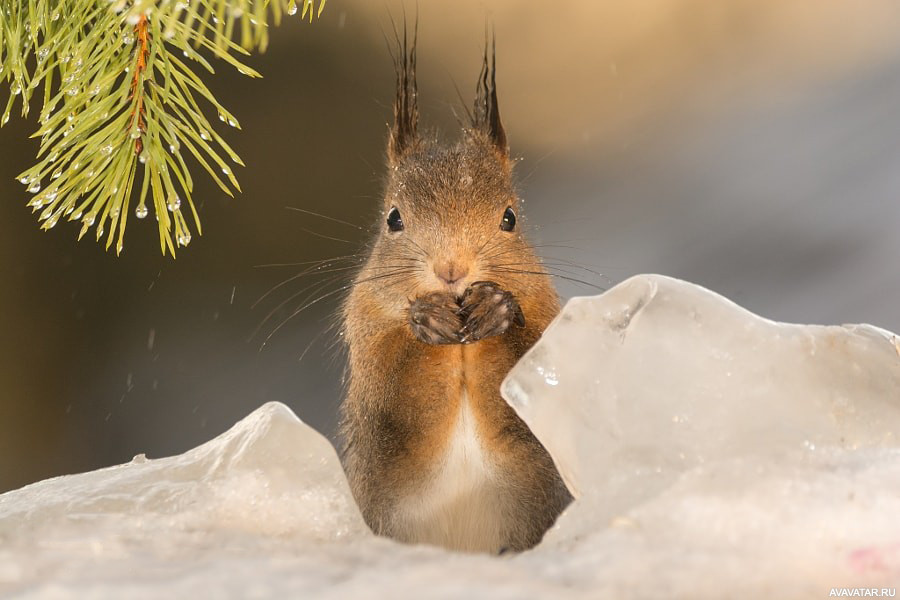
[387,18,418,166]
[473,31,508,160]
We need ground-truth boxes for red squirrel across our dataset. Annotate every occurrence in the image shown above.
[339,29,571,554]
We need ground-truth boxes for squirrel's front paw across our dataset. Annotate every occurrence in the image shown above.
[409,292,464,345]
[458,281,525,344]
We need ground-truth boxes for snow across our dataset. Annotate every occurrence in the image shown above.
[3,275,899,598]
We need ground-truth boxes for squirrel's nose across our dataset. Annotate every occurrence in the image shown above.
[434,262,469,287]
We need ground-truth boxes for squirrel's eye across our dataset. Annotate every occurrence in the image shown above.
[500,206,516,232]
[386,206,404,232]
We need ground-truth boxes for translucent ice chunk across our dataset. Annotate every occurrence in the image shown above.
[504,275,900,507]
[503,274,900,594]
[0,402,368,541]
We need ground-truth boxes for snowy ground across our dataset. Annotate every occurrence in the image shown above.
[1,275,898,599]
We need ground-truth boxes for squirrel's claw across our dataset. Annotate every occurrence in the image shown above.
[458,281,525,343]
[409,283,525,345]
[409,292,464,345]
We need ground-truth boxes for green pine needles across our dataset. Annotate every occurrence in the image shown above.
[0,0,325,255]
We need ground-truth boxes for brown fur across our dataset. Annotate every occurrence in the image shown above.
[339,30,571,554]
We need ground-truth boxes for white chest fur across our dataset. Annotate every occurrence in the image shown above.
[393,392,507,553]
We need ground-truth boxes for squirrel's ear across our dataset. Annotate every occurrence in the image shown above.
[387,19,418,166]
[473,33,508,161]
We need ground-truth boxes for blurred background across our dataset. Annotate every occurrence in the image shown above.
[2,1,899,493]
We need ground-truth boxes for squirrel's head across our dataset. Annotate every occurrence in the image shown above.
[365,29,542,305]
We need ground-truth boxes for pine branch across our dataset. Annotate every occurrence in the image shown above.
[0,0,326,256]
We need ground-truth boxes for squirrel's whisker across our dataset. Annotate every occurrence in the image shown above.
[252,272,351,342]
[530,242,589,252]
[262,270,419,348]
[285,206,365,230]
[297,324,333,365]
[253,263,362,310]
[252,258,411,310]
[298,227,359,246]
[397,236,430,260]
[253,262,422,337]
[253,253,365,269]
[489,260,608,283]
[486,267,606,291]
[483,244,612,285]
[538,258,612,283]
[491,262,590,282]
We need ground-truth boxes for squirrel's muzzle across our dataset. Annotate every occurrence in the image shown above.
[433,261,470,294]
